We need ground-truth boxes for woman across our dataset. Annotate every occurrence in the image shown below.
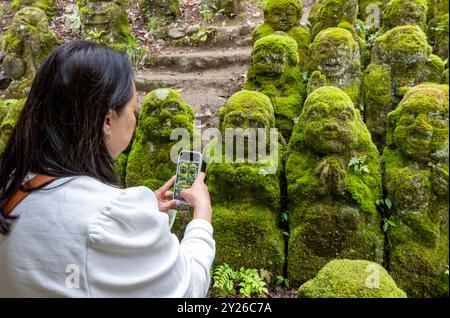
[0,41,215,297]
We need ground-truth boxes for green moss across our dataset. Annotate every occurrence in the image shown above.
[383,83,449,297]
[308,27,363,107]
[309,0,359,39]
[77,0,134,51]
[365,25,445,150]
[212,203,285,278]
[253,1,309,69]
[0,99,25,153]
[381,0,428,32]
[307,70,327,95]
[1,7,57,98]
[12,0,57,19]
[427,12,449,60]
[443,68,449,84]
[125,88,195,189]
[286,86,383,285]
[244,33,305,140]
[298,259,407,298]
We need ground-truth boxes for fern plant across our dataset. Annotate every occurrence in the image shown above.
[348,155,369,175]
[212,264,269,298]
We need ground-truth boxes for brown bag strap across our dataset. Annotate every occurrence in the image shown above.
[2,175,57,217]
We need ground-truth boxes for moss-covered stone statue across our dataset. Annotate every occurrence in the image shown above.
[139,0,180,22]
[244,32,305,140]
[0,7,57,99]
[298,259,407,298]
[0,99,25,154]
[383,84,449,298]
[125,88,195,190]
[206,90,285,277]
[285,86,384,286]
[252,0,310,70]
[307,27,363,108]
[381,0,428,32]
[363,25,445,150]
[77,0,134,52]
[201,0,242,18]
[427,0,449,60]
[11,0,57,19]
[308,0,359,39]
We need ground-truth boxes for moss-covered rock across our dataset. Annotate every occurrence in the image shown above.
[298,259,407,298]
[443,68,449,84]
[77,0,134,52]
[0,99,25,154]
[206,90,285,278]
[381,0,428,32]
[244,32,305,140]
[364,25,445,149]
[383,84,449,298]
[308,0,359,39]
[139,0,179,22]
[252,0,310,69]
[286,86,384,286]
[0,6,57,99]
[11,0,56,19]
[308,27,363,108]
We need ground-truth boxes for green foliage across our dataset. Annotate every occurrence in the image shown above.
[276,275,290,288]
[348,155,369,175]
[382,218,396,233]
[200,4,225,23]
[213,264,269,298]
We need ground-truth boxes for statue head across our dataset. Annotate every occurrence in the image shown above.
[252,32,299,78]
[309,27,360,78]
[386,84,449,162]
[296,86,364,155]
[262,0,302,31]
[138,88,195,141]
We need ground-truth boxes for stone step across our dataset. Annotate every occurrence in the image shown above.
[166,24,254,48]
[152,47,252,73]
[134,63,248,92]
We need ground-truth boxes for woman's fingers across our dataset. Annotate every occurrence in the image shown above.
[192,172,206,186]
[164,191,173,199]
[159,199,178,212]
[155,176,176,197]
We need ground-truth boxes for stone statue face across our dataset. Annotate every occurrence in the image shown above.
[312,29,358,78]
[140,89,194,140]
[382,0,427,29]
[302,88,357,154]
[266,4,299,31]
[253,44,287,77]
[390,87,449,161]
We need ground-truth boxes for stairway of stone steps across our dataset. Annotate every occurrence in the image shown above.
[135,33,254,130]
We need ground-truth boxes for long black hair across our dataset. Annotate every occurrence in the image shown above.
[0,40,134,233]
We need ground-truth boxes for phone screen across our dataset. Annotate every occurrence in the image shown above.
[174,151,203,204]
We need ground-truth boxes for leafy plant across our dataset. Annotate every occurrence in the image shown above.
[85,29,107,43]
[237,268,269,298]
[382,217,396,233]
[376,197,392,210]
[213,264,237,297]
[348,155,369,175]
[200,4,225,23]
[275,275,290,288]
[212,264,269,298]
[281,211,289,223]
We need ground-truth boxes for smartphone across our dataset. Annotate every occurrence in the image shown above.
[173,150,204,205]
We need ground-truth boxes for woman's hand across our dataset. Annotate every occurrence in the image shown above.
[154,176,178,212]
[180,172,212,223]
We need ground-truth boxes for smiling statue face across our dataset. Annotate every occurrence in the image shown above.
[253,46,287,77]
[301,88,357,154]
[266,5,299,31]
[391,87,449,161]
[312,28,357,78]
[140,88,194,140]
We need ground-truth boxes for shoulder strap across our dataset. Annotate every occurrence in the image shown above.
[2,175,57,217]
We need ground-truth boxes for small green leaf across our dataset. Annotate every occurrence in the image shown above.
[385,198,392,210]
